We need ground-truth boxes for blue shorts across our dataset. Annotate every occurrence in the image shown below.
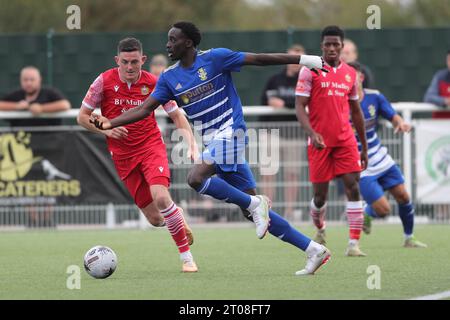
[359,164,405,205]
[216,162,257,192]
[202,136,256,192]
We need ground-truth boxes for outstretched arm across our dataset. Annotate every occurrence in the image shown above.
[91,95,161,130]
[243,53,326,72]
[391,114,411,134]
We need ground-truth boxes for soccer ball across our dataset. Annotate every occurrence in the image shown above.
[83,245,117,279]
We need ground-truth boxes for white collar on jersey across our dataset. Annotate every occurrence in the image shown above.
[323,59,344,73]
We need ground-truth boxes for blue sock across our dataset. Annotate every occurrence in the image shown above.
[365,205,379,218]
[398,202,414,236]
[196,177,251,209]
[268,210,311,251]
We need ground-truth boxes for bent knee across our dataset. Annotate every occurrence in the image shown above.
[187,172,204,190]
[396,194,411,205]
[374,204,391,217]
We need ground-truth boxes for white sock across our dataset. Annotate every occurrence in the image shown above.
[310,198,327,211]
[349,239,359,246]
[180,250,193,262]
[305,241,323,255]
[247,196,261,212]
[405,234,413,240]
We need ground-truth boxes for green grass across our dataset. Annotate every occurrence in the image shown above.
[0,224,449,300]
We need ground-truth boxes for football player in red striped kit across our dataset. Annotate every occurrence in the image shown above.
[77,37,199,272]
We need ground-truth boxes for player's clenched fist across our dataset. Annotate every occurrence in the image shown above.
[311,132,326,150]
[90,113,112,130]
[360,150,368,170]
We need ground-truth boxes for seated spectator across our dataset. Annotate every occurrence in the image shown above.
[423,50,450,119]
[0,66,71,126]
[341,38,375,89]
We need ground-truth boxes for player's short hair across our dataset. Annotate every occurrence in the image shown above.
[117,37,143,54]
[347,61,362,72]
[321,25,345,41]
[173,21,202,47]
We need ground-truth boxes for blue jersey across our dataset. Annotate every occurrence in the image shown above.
[357,89,397,177]
[151,48,246,146]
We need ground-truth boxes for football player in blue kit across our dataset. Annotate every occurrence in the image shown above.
[91,21,332,275]
[347,61,427,248]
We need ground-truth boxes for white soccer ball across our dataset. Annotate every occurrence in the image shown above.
[83,245,117,279]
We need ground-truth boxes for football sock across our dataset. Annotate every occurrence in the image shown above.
[196,177,252,209]
[180,250,194,262]
[310,198,326,230]
[161,202,190,253]
[365,204,380,218]
[268,210,311,251]
[347,201,363,240]
[398,201,414,236]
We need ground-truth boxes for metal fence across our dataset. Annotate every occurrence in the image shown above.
[0,104,448,229]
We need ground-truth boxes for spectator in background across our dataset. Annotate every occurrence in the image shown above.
[0,66,71,126]
[424,50,450,221]
[149,54,169,78]
[341,39,375,89]
[259,44,305,221]
[0,66,70,227]
[423,50,450,119]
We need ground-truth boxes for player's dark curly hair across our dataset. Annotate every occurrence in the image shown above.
[117,37,143,54]
[321,25,345,41]
[173,21,202,47]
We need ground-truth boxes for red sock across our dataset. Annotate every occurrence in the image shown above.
[347,201,363,240]
[161,202,189,253]
[310,199,326,229]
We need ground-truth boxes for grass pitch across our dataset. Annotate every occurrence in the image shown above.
[0,224,449,300]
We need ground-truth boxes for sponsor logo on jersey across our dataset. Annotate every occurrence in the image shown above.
[179,83,214,106]
[114,85,119,92]
[198,68,208,81]
[158,166,164,173]
[175,83,182,90]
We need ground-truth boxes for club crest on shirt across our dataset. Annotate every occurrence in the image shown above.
[141,85,149,95]
[197,68,208,81]
[369,105,376,117]
[345,74,351,82]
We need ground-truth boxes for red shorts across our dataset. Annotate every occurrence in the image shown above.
[308,142,361,183]
[113,147,170,209]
